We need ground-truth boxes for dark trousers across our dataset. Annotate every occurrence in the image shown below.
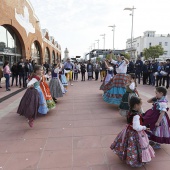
[74,73,78,80]
[150,73,155,86]
[156,76,163,86]
[135,72,141,84]
[95,71,99,80]
[162,75,169,88]
[4,74,10,90]
[19,73,26,87]
[143,73,148,84]
[81,72,85,81]
[12,74,18,86]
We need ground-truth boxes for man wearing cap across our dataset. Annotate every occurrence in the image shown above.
[64,58,74,86]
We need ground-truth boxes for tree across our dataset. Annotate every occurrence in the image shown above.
[96,57,101,62]
[143,45,164,60]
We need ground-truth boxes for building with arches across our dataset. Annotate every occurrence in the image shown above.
[0,0,61,67]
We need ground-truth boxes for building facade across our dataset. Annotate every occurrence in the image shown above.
[126,31,170,60]
[0,0,61,67]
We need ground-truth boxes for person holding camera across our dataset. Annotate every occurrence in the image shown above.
[102,54,129,105]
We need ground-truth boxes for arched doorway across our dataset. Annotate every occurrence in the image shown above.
[56,53,58,62]
[52,50,55,64]
[45,47,50,64]
[31,41,41,64]
[0,25,23,67]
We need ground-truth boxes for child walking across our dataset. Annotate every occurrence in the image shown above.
[49,64,63,103]
[110,96,155,167]
[143,86,170,149]
[17,65,49,127]
[119,73,139,117]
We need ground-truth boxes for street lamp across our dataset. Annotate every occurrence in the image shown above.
[95,39,99,49]
[124,6,136,59]
[100,34,105,49]
[108,25,116,54]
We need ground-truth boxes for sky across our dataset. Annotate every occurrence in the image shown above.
[30,0,170,59]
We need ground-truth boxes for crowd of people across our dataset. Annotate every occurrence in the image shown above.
[99,54,170,167]
[0,55,170,168]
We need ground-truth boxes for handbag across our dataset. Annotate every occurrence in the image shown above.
[154,72,158,76]
[160,71,168,76]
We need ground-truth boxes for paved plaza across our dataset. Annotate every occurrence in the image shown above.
[0,79,170,170]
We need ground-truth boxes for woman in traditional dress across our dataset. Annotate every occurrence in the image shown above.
[100,60,114,90]
[102,55,129,105]
[17,65,49,127]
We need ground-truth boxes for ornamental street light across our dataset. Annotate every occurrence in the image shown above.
[108,25,116,53]
[124,6,136,59]
[100,34,105,49]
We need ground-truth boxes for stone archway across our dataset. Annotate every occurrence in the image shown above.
[45,47,50,64]
[0,24,26,66]
[52,50,55,64]
[31,40,42,64]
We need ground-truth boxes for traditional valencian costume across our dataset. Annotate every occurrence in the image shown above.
[102,60,128,105]
[119,82,138,117]
[40,75,56,110]
[17,75,49,127]
[110,110,155,167]
[143,96,170,144]
[49,67,63,100]
[100,66,114,91]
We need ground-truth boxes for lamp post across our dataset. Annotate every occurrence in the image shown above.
[124,6,136,59]
[100,34,105,49]
[108,25,116,54]
[95,39,99,49]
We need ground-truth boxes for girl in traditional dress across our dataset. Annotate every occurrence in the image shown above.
[60,69,68,89]
[49,64,63,103]
[102,55,129,105]
[110,96,155,167]
[40,69,56,110]
[17,65,49,127]
[119,73,139,117]
[100,60,114,90]
[143,86,170,149]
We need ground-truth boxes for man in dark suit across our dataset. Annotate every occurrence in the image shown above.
[135,57,143,84]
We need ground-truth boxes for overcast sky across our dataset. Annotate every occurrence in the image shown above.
[30,0,170,58]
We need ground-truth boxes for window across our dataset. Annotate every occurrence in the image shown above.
[165,42,168,46]
[31,41,41,64]
[137,43,139,47]
[45,47,50,64]
[164,51,168,55]
[159,42,162,46]
[149,43,152,47]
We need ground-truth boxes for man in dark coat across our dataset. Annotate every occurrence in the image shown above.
[135,57,143,84]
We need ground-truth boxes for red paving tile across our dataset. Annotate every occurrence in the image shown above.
[0,79,170,169]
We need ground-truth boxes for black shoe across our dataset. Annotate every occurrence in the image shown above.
[6,89,11,91]
[0,86,2,88]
